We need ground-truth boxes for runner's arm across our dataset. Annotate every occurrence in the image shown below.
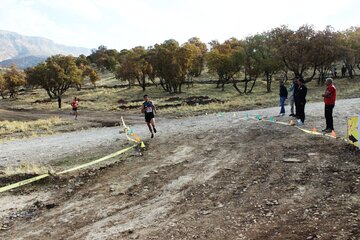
[153,103,157,114]
[141,103,145,113]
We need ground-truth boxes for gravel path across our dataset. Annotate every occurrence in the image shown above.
[0,98,359,167]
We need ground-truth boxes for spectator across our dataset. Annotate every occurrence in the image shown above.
[341,65,347,77]
[322,78,336,133]
[295,78,307,126]
[279,80,288,116]
[288,78,298,117]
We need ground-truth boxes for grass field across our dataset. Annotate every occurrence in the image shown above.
[0,116,70,141]
[1,75,360,118]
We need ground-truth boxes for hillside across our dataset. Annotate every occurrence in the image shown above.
[0,30,91,67]
[0,55,47,69]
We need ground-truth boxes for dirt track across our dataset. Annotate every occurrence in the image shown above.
[0,98,359,239]
[0,98,359,166]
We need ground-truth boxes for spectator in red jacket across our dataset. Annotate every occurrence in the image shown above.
[322,78,336,133]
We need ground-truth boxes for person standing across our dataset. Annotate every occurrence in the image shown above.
[71,97,79,120]
[279,81,288,116]
[322,78,336,133]
[288,78,298,117]
[142,95,157,138]
[341,65,347,77]
[295,78,307,126]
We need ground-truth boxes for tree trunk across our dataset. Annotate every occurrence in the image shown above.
[232,81,243,95]
[46,89,54,99]
[159,78,166,91]
[305,66,317,83]
[221,82,226,91]
[216,79,221,88]
[141,76,146,91]
[265,71,272,93]
[346,64,354,78]
[247,78,257,94]
[244,78,248,93]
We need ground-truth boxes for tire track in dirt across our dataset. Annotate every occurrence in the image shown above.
[0,99,359,239]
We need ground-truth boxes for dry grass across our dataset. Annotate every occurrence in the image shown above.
[1,75,360,118]
[1,162,53,176]
[0,116,70,140]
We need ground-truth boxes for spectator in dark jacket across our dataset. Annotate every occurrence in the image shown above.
[295,78,307,125]
[279,80,288,116]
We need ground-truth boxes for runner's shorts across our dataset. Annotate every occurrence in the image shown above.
[145,112,154,123]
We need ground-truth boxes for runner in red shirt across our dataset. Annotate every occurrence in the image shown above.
[322,78,336,132]
[71,97,79,120]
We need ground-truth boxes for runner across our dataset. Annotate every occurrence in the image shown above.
[71,97,79,120]
[141,95,157,138]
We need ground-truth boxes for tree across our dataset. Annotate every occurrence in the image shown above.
[115,47,155,91]
[311,26,341,84]
[0,73,6,99]
[207,38,245,91]
[26,55,83,99]
[76,55,100,89]
[87,45,119,72]
[270,25,317,81]
[246,33,284,92]
[184,37,208,86]
[115,50,137,88]
[339,27,360,78]
[3,65,26,98]
[150,39,193,93]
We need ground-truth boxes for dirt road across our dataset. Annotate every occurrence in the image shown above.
[0,98,359,166]
[0,98,359,239]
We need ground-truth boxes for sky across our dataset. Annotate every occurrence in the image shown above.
[0,0,359,50]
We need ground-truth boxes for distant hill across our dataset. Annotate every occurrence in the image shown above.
[0,55,47,69]
[0,30,91,68]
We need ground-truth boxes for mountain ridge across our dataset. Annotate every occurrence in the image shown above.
[0,30,91,67]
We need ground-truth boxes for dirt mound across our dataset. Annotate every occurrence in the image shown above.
[0,121,359,239]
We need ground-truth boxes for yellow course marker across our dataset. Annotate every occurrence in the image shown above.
[0,173,49,193]
[0,117,142,194]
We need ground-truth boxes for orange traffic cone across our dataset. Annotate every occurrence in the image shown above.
[312,128,317,133]
[331,130,336,138]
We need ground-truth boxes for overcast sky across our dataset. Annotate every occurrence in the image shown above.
[0,0,359,50]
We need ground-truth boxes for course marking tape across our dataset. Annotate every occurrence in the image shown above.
[57,145,136,175]
[254,116,342,140]
[0,117,141,194]
[0,174,49,193]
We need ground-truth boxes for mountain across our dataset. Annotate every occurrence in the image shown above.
[0,30,91,68]
[0,56,47,69]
